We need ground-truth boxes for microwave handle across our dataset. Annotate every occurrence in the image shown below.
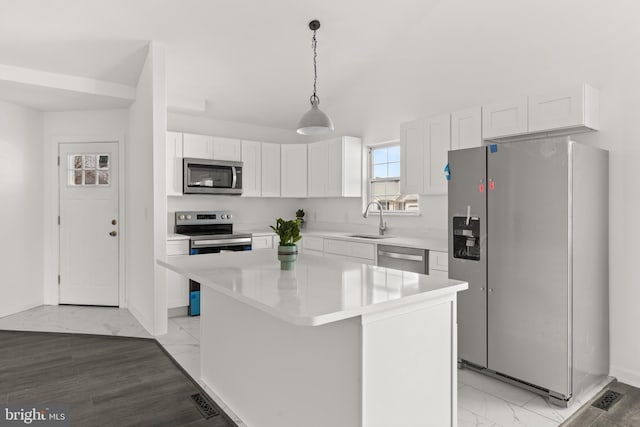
[231,166,237,189]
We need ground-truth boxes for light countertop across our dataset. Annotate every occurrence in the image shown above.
[167,233,190,241]
[300,230,448,252]
[158,250,466,326]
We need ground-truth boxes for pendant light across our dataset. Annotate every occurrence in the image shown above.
[296,20,334,135]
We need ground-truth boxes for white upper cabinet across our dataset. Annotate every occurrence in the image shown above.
[451,106,482,150]
[402,115,451,195]
[482,97,528,140]
[166,131,183,196]
[241,140,261,197]
[423,114,451,195]
[528,83,599,133]
[307,141,329,197]
[281,144,307,198]
[482,84,599,142]
[261,142,281,197]
[212,136,242,161]
[401,119,426,195]
[182,133,214,159]
[308,136,362,198]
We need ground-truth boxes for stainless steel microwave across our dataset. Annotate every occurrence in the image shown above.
[183,158,243,195]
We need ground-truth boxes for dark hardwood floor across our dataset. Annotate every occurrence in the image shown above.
[562,381,640,427]
[0,330,236,427]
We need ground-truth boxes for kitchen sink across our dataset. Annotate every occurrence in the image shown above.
[347,234,394,239]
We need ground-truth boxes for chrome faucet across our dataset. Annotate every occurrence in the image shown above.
[363,201,387,235]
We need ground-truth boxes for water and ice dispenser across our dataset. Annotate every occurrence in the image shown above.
[452,217,481,260]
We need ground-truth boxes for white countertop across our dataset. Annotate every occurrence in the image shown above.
[167,233,190,241]
[301,230,448,252]
[168,229,447,252]
[158,250,466,326]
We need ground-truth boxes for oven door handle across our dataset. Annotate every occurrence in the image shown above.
[192,238,252,246]
[377,250,424,262]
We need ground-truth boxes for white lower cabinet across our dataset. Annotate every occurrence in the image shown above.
[252,235,274,250]
[301,237,376,264]
[167,240,189,309]
[301,236,324,253]
[428,250,449,278]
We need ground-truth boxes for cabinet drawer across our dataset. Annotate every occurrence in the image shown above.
[349,242,375,260]
[429,269,449,279]
[429,250,449,272]
[252,235,273,250]
[324,238,349,256]
[303,236,324,252]
[167,240,189,256]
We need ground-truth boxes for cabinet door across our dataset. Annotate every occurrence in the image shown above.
[251,235,273,250]
[261,142,281,197]
[241,140,261,197]
[401,119,426,195]
[281,144,307,197]
[307,141,329,197]
[167,268,189,308]
[424,114,451,195]
[451,107,482,150]
[327,139,344,197]
[342,137,362,197]
[482,97,528,140]
[166,131,183,196]
[528,85,598,132]
[182,133,214,159]
[212,137,241,161]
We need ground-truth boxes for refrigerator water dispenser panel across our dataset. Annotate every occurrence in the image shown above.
[453,216,481,260]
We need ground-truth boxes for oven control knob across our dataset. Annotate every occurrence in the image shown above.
[186,215,192,220]
[227,214,232,220]
[178,215,185,220]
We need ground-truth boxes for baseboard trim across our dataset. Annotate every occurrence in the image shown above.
[610,366,640,388]
[127,302,154,335]
[0,302,42,319]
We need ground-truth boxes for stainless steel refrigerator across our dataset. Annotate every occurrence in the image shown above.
[448,137,609,406]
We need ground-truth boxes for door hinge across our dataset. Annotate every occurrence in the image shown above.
[58,275,61,285]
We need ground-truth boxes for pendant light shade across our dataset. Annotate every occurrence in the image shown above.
[296,20,334,136]
[296,96,334,135]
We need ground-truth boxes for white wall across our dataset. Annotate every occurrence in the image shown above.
[127,43,167,335]
[302,1,640,386]
[42,109,129,305]
[0,100,44,317]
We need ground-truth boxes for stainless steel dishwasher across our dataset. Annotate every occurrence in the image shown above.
[377,245,427,274]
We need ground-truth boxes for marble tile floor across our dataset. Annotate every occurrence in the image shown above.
[0,305,613,427]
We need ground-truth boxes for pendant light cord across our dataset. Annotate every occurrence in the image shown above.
[311,29,319,104]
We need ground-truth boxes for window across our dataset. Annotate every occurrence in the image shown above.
[67,154,111,186]
[368,142,418,213]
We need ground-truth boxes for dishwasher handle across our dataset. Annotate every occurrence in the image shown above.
[377,250,424,262]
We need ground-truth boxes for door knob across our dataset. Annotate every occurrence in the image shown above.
[112,219,117,225]
[109,231,118,237]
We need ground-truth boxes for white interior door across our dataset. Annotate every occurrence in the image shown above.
[59,142,119,306]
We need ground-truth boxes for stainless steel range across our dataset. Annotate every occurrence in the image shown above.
[175,210,252,255]
[175,210,252,316]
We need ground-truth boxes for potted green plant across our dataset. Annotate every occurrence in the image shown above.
[270,218,302,270]
[296,209,305,230]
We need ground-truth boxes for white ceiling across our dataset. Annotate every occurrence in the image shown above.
[0,0,439,130]
[1,1,639,135]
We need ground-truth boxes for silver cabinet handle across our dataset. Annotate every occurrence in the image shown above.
[193,238,251,246]
[377,251,424,262]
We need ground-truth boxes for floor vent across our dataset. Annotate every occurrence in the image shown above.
[592,390,623,411]
[190,392,221,419]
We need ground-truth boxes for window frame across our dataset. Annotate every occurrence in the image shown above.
[365,140,420,216]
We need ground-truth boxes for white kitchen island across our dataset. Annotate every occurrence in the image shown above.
[158,250,467,427]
